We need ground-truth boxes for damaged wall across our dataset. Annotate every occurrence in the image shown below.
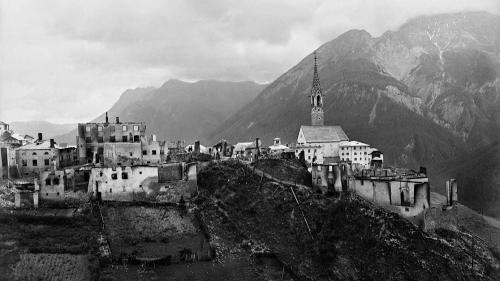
[88,166,159,201]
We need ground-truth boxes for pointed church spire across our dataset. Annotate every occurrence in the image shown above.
[311,51,325,126]
[312,51,322,95]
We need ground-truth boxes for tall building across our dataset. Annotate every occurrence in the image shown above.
[310,52,325,126]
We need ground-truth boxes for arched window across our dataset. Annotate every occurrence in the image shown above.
[311,95,314,106]
[32,152,37,155]
[317,95,322,107]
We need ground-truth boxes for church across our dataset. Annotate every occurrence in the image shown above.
[294,52,349,165]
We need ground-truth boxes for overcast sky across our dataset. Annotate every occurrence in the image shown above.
[1,0,499,124]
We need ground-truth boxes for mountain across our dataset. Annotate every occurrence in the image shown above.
[208,12,500,164]
[429,142,500,217]
[56,80,266,144]
[208,12,500,214]
[9,121,76,140]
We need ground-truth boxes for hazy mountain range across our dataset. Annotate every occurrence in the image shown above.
[11,11,500,216]
[9,121,76,140]
[54,80,267,144]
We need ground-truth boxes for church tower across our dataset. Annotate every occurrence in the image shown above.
[310,52,324,126]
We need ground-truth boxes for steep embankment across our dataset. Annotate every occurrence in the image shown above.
[197,161,500,281]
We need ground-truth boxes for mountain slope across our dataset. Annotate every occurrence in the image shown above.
[209,12,499,163]
[56,80,266,144]
[429,142,500,217]
[9,121,76,140]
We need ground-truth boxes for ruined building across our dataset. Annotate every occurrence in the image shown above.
[312,164,430,225]
[77,114,166,166]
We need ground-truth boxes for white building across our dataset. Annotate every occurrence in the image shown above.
[339,141,384,169]
[268,138,290,154]
[295,126,349,164]
[339,141,370,168]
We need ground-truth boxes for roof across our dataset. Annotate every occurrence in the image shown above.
[269,144,289,151]
[233,142,253,152]
[300,125,349,143]
[10,133,27,141]
[18,140,60,150]
[339,140,369,147]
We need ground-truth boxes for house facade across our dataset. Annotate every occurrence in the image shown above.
[338,141,383,170]
[15,137,77,177]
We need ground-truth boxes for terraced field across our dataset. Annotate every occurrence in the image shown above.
[103,206,211,261]
[13,253,89,281]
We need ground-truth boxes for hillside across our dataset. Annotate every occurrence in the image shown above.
[430,142,500,217]
[209,12,500,165]
[197,161,500,281]
[56,80,266,144]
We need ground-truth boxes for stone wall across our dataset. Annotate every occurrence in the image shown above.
[423,205,459,232]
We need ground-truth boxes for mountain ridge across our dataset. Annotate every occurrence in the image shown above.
[55,79,267,144]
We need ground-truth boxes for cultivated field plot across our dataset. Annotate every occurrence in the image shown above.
[13,253,90,281]
[0,210,99,280]
[103,206,211,260]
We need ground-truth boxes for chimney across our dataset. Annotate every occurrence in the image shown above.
[152,134,157,142]
[38,133,43,142]
[194,141,200,154]
[116,117,120,124]
[50,139,55,148]
[105,112,109,124]
[255,138,260,159]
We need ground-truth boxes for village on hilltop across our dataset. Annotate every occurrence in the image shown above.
[0,52,471,281]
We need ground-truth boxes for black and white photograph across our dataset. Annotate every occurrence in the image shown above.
[1,0,500,280]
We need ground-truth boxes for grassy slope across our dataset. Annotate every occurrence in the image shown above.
[197,161,500,281]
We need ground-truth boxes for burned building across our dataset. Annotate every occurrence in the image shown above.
[211,139,234,158]
[38,168,90,201]
[77,115,146,164]
[77,114,166,166]
[87,166,159,201]
[351,168,430,220]
[312,163,430,224]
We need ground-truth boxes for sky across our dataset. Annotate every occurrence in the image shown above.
[1,0,499,124]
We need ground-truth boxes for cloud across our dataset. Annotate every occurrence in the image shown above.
[0,0,499,123]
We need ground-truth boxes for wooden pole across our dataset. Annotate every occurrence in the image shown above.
[289,185,313,239]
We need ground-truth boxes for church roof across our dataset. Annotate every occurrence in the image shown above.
[300,125,349,143]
